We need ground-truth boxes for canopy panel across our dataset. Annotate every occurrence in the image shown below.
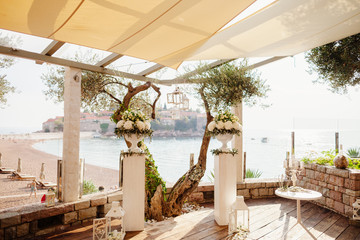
[0,0,255,68]
[160,0,360,67]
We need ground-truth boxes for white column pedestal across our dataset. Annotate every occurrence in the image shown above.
[123,154,145,231]
[214,153,237,225]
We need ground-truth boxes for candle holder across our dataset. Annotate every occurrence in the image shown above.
[283,154,304,187]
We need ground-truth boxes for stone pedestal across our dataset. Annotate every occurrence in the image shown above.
[214,153,237,225]
[123,154,145,231]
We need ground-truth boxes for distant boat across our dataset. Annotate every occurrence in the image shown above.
[261,137,268,143]
[251,138,255,140]
[93,133,101,138]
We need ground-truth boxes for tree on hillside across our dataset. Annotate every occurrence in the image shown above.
[0,33,20,107]
[100,123,109,133]
[305,33,360,94]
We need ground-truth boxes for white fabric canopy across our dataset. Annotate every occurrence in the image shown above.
[157,0,360,67]
[0,0,359,69]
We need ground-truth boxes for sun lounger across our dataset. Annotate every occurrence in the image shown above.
[0,167,15,174]
[27,180,57,189]
[7,172,36,181]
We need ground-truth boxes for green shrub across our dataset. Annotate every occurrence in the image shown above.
[301,149,360,169]
[346,147,360,158]
[83,179,98,195]
[246,169,262,178]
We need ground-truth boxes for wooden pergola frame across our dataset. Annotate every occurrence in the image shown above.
[0,40,287,86]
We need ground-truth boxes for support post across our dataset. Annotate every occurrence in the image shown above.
[214,153,237,225]
[243,152,246,179]
[291,132,295,156]
[62,67,81,202]
[123,153,145,231]
[335,132,339,154]
[231,103,243,183]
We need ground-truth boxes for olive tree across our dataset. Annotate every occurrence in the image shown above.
[306,33,360,94]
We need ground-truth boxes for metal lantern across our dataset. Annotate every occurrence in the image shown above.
[167,87,184,105]
[105,201,126,240]
[228,196,250,235]
[353,198,360,220]
[93,218,108,240]
[45,190,55,207]
[179,94,190,110]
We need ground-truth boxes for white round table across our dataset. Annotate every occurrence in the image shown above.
[275,189,322,240]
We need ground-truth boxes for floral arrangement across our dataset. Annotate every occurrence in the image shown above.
[107,230,124,240]
[207,110,242,136]
[114,109,153,137]
[211,148,238,156]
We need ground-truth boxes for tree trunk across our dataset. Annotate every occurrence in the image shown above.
[162,89,213,217]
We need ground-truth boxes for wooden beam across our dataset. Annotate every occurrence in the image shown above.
[248,56,287,69]
[41,40,65,56]
[137,63,164,76]
[95,53,123,67]
[0,45,163,85]
[163,56,288,85]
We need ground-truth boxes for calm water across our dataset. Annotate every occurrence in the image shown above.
[33,129,360,183]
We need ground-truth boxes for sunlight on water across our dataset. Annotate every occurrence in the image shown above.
[33,129,360,183]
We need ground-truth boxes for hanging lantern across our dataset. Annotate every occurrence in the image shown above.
[353,198,360,220]
[105,201,126,240]
[180,94,190,110]
[228,196,250,235]
[167,87,184,105]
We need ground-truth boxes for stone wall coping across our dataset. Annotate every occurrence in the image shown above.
[304,163,360,177]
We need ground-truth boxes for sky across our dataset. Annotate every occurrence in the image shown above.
[0,32,360,134]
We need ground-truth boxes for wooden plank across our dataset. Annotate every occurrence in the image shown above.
[317,217,349,240]
[137,64,164,76]
[336,225,360,240]
[41,40,65,56]
[297,211,341,240]
[285,206,331,239]
[95,53,123,67]
[259,204,319,239]
[249,202,314,239]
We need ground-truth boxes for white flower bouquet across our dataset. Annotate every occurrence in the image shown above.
[114,109,153,138]
[207,110,242,136]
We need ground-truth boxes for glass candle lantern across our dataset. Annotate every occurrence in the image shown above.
[167,87,184,105]
[228,196,250,235]
[45,190,55,207]
[105,201,126,240]
[353,198,360,220]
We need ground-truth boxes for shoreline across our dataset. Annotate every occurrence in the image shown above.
[0,133,119,210]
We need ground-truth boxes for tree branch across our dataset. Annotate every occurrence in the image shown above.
[102,89,122,105]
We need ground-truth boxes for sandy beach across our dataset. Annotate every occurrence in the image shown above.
[0,132,119,210]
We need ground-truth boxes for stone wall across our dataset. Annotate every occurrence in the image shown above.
[297,163,360,218]
[0,191,122,239]
[179,178,281,204]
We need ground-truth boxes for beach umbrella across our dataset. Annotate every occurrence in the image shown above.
[40,163,45,180]
[17,158,21,173]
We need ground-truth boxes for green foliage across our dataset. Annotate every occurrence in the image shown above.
[100,123,109,133]
[210,148,238,156]
[214,110,239,122]
[208,169,215,183]
[245,169,262,178]
[207,128,241,137]
[187,61,269,113]
[306,33,360,94]
[83,179,98,195]
[0,33,20,107]
[300,149,360,169]
[174,117,197,131]
[143,143,166,201]
[346,147,360,158]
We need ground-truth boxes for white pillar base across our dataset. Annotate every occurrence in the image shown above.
[214,153,237,226]
[123,154,145,231]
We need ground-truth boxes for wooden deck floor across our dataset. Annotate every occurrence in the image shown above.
[47,198,360,240]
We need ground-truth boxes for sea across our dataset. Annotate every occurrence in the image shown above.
[32,129,360,184]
